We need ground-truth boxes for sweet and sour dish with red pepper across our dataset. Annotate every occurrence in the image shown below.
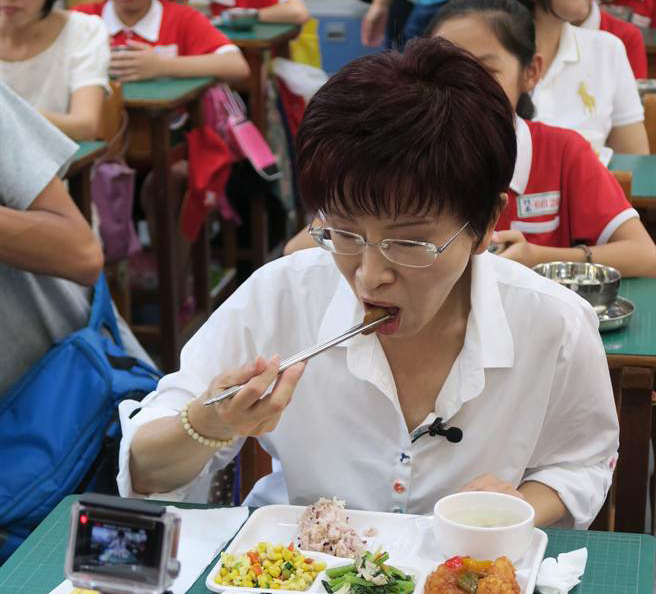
[423,556,520,594]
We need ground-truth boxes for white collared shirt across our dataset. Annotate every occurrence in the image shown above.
[117,249,618,529]
[580,0,602,30]
[532,22,643,153]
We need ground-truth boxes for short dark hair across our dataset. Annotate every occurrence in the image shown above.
[296,37,516,243]
[42,0,57,17]
[428,0,537,119]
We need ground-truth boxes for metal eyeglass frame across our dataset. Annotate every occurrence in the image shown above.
[308,221,470,268]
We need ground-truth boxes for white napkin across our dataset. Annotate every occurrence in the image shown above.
[46,506,248,594]
[535,547,588,594]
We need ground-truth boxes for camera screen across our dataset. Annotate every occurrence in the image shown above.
[73,511,163,586]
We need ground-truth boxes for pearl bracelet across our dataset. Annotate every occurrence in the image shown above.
[180,401,236,449]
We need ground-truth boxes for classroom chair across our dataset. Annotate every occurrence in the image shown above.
[611,170,633,204]
[99,81,133,322]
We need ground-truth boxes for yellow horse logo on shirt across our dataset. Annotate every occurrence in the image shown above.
[577,82,597,115]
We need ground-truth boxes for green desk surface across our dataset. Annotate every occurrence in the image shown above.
[602,277,656,358]
[71,141,107,163]
[122,77,215,104]
[609,154,656,200]
[217,22,298,42]
[1,496,654,594]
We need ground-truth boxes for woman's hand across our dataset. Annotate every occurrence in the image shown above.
[188,356,306,441]
[460,473,526,500]
[110,40,163,81]
[493,230,539,268]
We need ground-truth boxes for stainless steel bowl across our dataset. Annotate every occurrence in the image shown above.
[532,262,621,314]
[221,7,258,30]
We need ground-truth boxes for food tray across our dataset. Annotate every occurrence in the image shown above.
[598,297,635,332]
[206,505,548,594]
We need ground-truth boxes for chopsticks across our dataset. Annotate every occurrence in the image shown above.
[203,313,392,407]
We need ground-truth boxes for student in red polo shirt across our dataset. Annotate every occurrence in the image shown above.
[575,0,647,78]
[430,0,656,276]
[286,0,656,276]
[75,0,249,82]
[212,0,309,25]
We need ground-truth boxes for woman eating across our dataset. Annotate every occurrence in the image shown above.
[428,0,656,274]
[516,0,649,157]
[118,38,618,530]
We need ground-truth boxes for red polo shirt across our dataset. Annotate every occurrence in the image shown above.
[607,0,656,28]
[75,0,234,55]
[497,119,637,247]
[600,9,648,78]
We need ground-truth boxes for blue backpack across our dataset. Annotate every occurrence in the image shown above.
[0,274,161,563]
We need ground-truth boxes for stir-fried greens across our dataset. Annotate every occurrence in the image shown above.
[322,550,415,594]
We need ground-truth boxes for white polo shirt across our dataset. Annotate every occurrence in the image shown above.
[532,22,643,155]
[117,249,618,529]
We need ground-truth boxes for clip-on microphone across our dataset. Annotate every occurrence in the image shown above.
[411,417,463,444]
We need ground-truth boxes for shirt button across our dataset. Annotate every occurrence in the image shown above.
[400,453,411,465]
[393,480,406,494]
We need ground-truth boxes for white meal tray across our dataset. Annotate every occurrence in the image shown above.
[206,504,548,594]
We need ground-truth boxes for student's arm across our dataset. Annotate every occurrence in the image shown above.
[257,0,309,25]
[110,40,249,82]
[607,121,650,155]
[39,86,104,141]
[283,224,314,255]
[361,0,392,47]
[608,36,649,154]
[495,217,656,277]
[460,474,567,527]
[0,176,103,286]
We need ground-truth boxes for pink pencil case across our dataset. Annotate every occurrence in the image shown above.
[228,116,282,181]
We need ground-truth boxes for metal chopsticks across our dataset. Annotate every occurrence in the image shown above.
[203,313,392,407]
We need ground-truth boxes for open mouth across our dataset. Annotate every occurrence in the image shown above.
[363,302,401,335]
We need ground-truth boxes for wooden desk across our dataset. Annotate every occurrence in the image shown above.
[122,77,237,372]
[218,23,300,135]
[610,153,656,207]
[65,140,107,221]
[643,28,656,79]
[2,496,654,594]
[601,278,656,533]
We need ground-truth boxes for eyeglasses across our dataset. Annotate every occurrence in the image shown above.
[308,222,470,268]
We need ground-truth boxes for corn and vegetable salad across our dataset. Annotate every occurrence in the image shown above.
[215,542,327,590]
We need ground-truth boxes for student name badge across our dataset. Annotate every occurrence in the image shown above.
[516,192,560,218]
[154,44,178,57]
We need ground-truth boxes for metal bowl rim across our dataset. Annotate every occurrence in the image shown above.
[532,261,622,283]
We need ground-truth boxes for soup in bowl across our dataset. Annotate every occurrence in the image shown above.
[433,491,535,562]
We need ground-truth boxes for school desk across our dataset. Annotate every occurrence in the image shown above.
[610,153,656,207]
[0,495,653,594]
[598,277,656,533]
[122,77,238,372]
[65,140,107,222]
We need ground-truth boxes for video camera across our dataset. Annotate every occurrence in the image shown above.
[65,494,181,594]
